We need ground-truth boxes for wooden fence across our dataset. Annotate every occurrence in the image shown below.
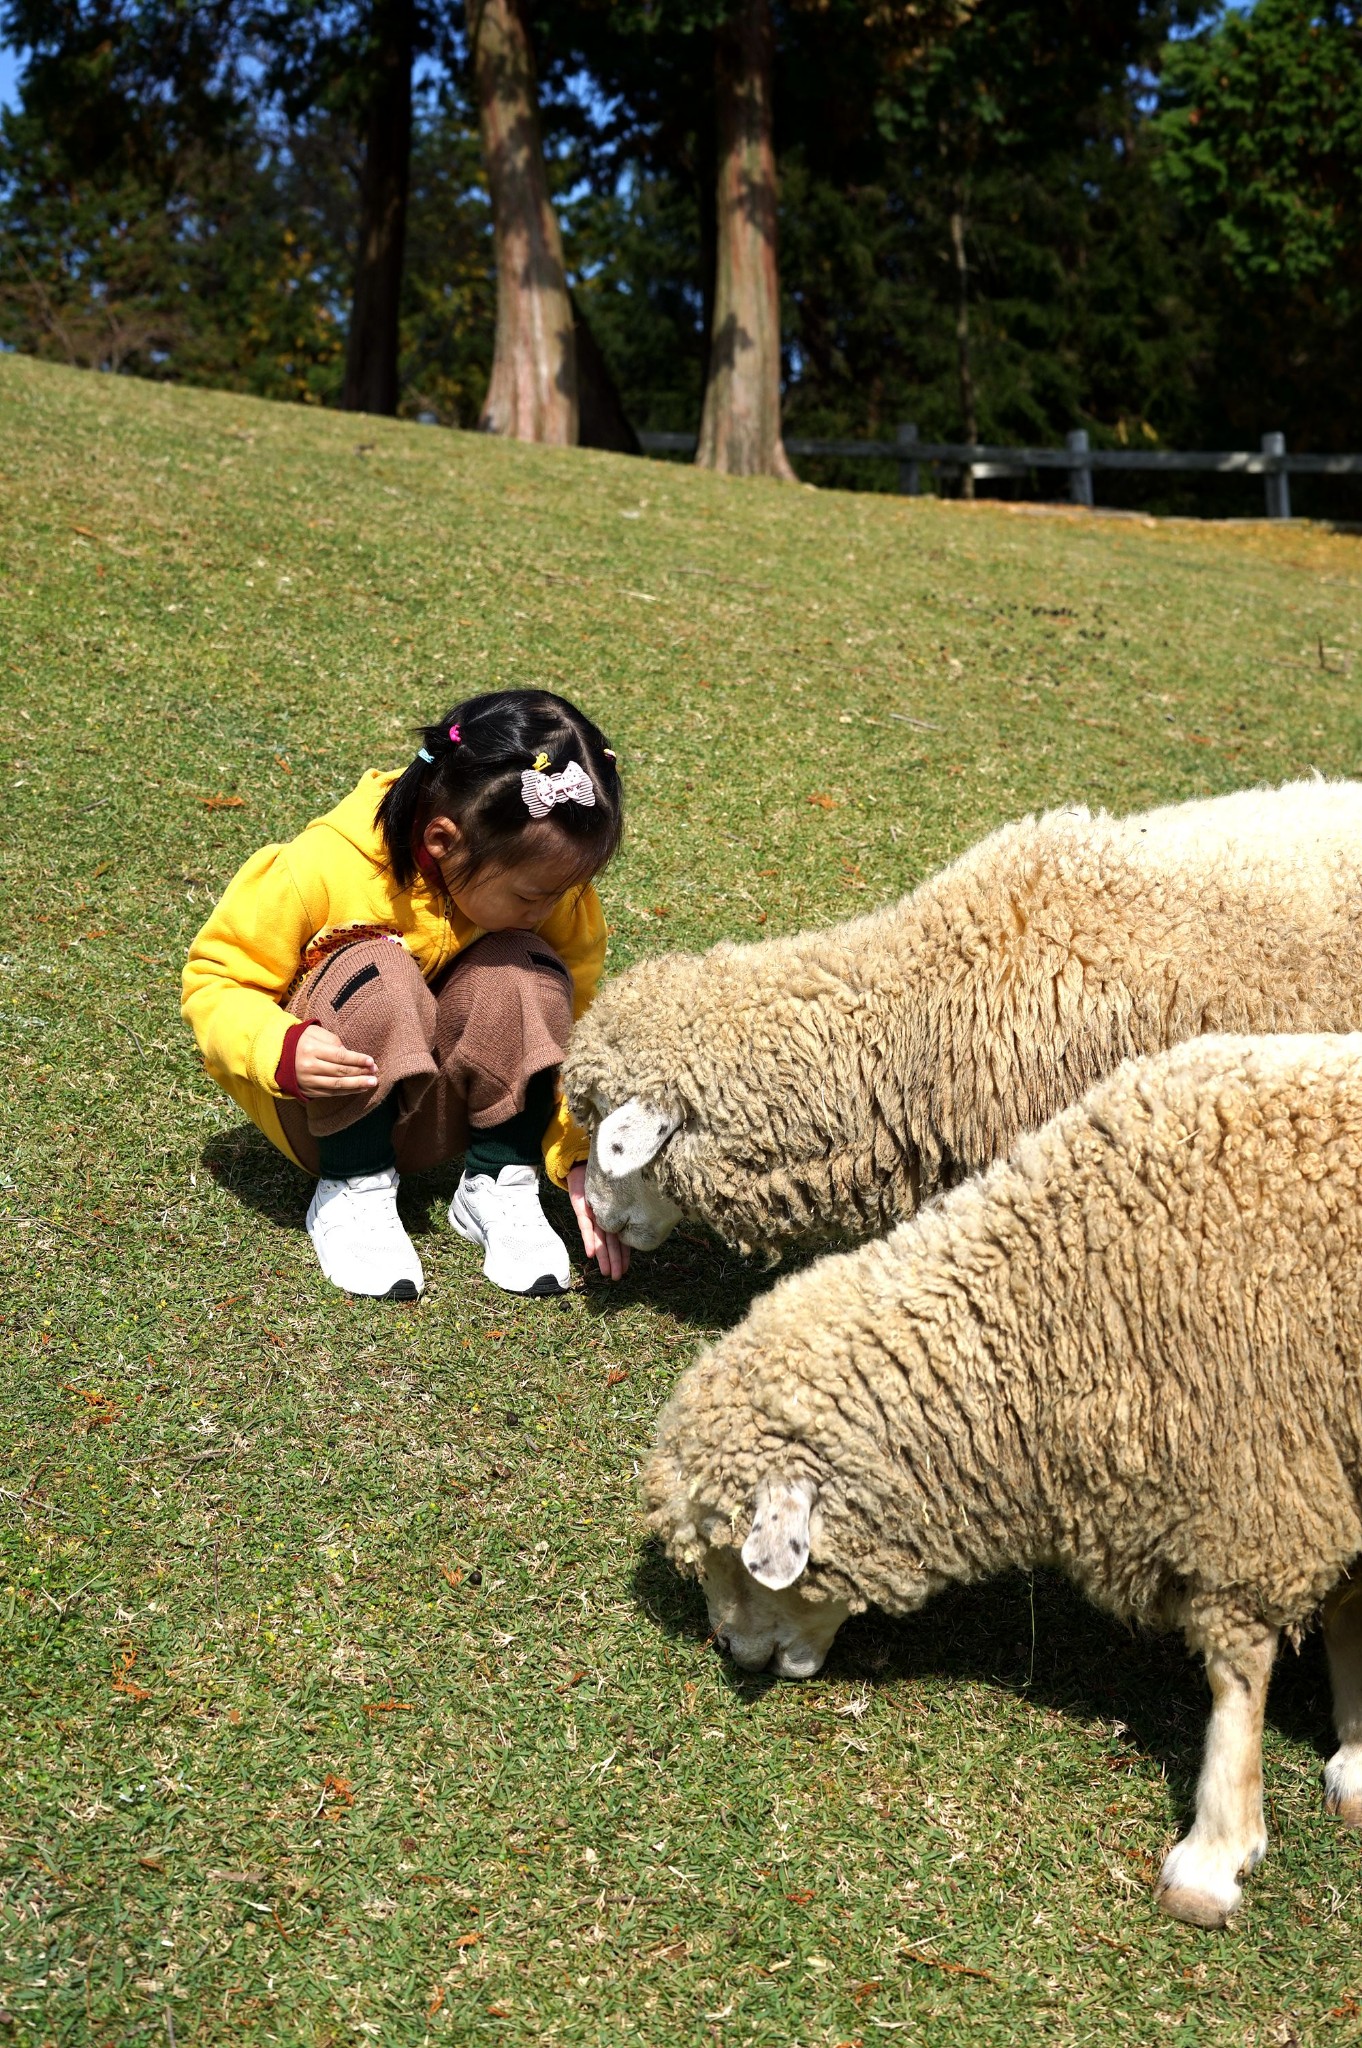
[637,425,1362,518]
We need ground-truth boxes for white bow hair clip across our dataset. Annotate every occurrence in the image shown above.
[520,757,597,819]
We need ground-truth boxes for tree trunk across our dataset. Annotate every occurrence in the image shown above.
[572,293,640,454]
[695,0,794,480]
[949,194,977,499]
[470,0,577,444]
[341,0,415,416]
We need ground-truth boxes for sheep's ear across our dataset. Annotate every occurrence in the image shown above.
[742,1477,816,1591]
[595,1098,679,1179]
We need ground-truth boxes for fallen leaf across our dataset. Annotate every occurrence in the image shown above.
[363,1697,415,1715]
[785,1890,815,1905]
[200,793,247,810]
[442,1566,464,1589]
[651,1940,689,1961]
[651,905,670,917]
[555,1670,587,1693]
[91,861,112,879]
[453,1931,482,1951]
[605,1368,628,1386]
[111,1647,151,1702]
[900,1947,1000,1986]
[427,1987,445,2016]
[808,792,837,810]
[138,1856,165,1872]
[486,2006,511,2019]
[70,523,98,539]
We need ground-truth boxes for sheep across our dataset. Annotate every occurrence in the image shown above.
[644,1032,1362,1928]
[564,778,1362,1253]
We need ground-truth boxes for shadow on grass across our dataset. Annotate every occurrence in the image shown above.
[202,1125,794,1329]
[630,1538,1335,1815]
[202,1125,474,1242]
[553,1211,826,1331]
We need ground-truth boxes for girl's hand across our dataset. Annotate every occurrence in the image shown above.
[567,1163,631,1281]
[293,1027,379,1099]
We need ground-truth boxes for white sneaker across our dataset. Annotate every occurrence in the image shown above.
[305,1168,424,1301]
[448,1163,571,1296]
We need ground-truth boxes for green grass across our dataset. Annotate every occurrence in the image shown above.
[3,351,1362,2048]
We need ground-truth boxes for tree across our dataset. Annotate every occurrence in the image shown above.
[695,0,794,476]
[250,0,437,416]
[342,0,418,412]
[1152,0,1362,450]
[470,0,577,441]
[0,0,345,397]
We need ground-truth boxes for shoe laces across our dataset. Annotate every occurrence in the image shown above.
[471,1167,556,1244]
[329,1171,408,1241]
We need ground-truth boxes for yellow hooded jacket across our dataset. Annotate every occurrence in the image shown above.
[180,771,605,1187]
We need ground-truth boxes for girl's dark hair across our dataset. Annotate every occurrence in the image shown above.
[375,689,623,893]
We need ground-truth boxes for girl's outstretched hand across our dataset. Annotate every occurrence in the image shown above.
[293,1027,379,1098]
[567,1163,631,1281]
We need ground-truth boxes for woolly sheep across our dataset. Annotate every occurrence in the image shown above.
[644,1033,1362,1928]
[565,778,1362,1253]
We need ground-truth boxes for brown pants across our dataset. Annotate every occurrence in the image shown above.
[276,931,575,1176]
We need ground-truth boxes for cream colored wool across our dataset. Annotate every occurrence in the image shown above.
[645,1033,1362,1926]
[566,778,1362,1251]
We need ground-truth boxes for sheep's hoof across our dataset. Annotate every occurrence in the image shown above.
[1155,1883,1236,1930]
[1324,1753,1362,1827]
[1154,1839,1245,1930]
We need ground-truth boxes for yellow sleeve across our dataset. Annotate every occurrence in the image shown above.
[538,884,608,1187]
[181,844,326,1098]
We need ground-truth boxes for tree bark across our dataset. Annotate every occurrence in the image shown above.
[949,194,978,499]
[341,0,415,416]
[695,0,794,480]
[470,0,577,444]
[572,293,640,454]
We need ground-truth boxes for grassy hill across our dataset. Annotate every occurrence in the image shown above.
[2,350,1361,2047]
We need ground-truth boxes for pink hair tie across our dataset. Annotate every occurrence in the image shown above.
[449,723,461,744]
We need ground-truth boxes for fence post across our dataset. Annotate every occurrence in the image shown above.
[1262,431,1290,519]
[896,421,920,496]
[1066,428,1094,509]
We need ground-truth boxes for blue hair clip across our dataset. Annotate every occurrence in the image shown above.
[417,747,435,765]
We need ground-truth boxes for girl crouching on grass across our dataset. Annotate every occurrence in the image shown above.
[181,689,629,1302]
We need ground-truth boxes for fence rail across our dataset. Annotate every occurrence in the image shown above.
[637,425,1362,518]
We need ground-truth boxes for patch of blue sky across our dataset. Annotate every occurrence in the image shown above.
[0,43,22,110]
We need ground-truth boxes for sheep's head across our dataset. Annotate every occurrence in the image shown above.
[646,1444,858,1680]
[565,942,873,1253]
[701,1479,854,1679]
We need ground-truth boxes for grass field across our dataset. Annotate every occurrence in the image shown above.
[3,351,1362,2048]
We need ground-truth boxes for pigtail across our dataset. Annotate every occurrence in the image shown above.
[375,753,434,890]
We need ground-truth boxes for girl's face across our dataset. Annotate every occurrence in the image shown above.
[422,816,586,931]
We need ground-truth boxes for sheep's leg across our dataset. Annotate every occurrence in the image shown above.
[1155,1630,1276,1930]
[1323,1576,1362,1826]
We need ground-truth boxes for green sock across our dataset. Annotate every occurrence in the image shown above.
[316,1093,399,1178]
[464,1068,557,1179]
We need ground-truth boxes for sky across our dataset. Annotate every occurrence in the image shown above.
[0,46,19,110]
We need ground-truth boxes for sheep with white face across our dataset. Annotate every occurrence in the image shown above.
[646,1033,1362,1928]
[568,779,1362,1254]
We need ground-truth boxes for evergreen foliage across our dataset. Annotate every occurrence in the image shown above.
[0,0,1360,480]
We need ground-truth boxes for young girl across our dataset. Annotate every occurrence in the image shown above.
[181,689,629,1301]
